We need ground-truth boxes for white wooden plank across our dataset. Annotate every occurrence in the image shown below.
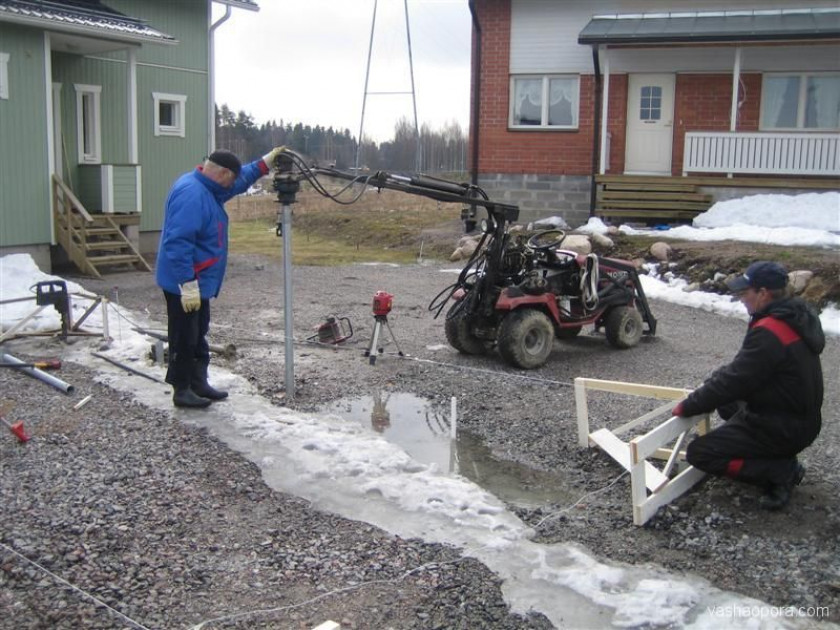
[631,414,707,462]
[576,378,690,400]
[590,429,668,492]
[574,378,590,448]
[634,467,706,526]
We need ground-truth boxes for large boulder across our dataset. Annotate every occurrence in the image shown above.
[450,235,481,261]
[649,242,673,262]
[559,234,592,255]
[788,270,814,294]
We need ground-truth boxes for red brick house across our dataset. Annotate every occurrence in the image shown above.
[467,1,840,226]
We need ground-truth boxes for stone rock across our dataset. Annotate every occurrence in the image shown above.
[451,236,480,261]
[789,270,814,294]
[649,242,673,261]
[530,215,571,230]
[558,234,592,255]
[589,232,614,249]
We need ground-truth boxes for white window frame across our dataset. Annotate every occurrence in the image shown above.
[0,52,9,100]
[152,92,187,137]
[760,72,840,132]
[74,83,102,164]
[509,74,580,130]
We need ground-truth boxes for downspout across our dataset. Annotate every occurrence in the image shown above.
[588,45,602,218]
[208,4,232,155]
[468,0,481,186]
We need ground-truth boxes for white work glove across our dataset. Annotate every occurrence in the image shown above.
[179,280,201,313]
[262,145,286,166]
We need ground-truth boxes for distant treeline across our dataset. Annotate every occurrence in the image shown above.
[215,104,468,174]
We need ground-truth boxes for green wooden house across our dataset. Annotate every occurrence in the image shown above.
[0,0,258,276]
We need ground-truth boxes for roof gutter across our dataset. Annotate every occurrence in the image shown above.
[468,0,481,186]
[209,3,233,154]
[588,46,602,218]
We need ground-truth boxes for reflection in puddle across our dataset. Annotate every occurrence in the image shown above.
[321,392,576,508]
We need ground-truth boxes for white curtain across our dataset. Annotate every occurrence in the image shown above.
[514,78,542,125]
[548,77,577,127]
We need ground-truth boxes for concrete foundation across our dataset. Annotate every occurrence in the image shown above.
[477,173,593,228]
[0,244,52,273]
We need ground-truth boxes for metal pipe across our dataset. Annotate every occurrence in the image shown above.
[91,352,166,384]
[282,203,295,401]
[1,353,74,394]
[208,5,232,154]
[468,0,482,186]
[131,327,236,358]
[589,45,603,218]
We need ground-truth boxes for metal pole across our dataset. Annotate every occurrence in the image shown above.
[282,203,295,401]
[403,0,421,172]
[2,353,75,393]
[356,0,378,171]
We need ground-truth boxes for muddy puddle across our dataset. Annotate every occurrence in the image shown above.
[320,391,577,508]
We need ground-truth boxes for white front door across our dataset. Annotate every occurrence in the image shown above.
[625,74,675,175]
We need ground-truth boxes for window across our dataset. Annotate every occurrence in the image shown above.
[0,52,9,100]
[761,73,840,131]
[639,85,662,121]
[153,92,187,137]
[510,75,579,129]
[74,84,101,163]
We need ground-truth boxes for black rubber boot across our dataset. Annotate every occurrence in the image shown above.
[192,362,228,401]
[173,387,212,409]
[192,382,228,401]
[759,462,805,511]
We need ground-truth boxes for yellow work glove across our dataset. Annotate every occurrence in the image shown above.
[179,280,201,313]
[262,146,286,167]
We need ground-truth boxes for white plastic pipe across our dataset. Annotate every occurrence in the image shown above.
[2,353,74,394]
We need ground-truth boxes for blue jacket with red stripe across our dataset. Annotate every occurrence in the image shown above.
[155,159,268,298]
[681,297,825,450]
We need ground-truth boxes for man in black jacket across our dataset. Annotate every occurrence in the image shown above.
[673,261,825,511]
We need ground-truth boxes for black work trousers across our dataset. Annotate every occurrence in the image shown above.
[163,290,210,390]
[686,409,800,488]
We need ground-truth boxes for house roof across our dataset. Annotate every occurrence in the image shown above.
[0,0,177,44]
[578,8,840,46]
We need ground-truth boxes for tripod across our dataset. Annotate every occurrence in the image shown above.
[365,313,404,365]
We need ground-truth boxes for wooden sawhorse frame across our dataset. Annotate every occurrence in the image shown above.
[575,377,711,525]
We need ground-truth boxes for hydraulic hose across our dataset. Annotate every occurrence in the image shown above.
[580,254,600,311]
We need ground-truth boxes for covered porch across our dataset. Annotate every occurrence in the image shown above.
[579,7,840,221]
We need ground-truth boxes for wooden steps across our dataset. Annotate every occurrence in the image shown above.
[53,175,152,278]
[595,175,714,226]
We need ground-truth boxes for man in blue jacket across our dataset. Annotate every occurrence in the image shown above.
[156,147,283,408]
[673,261,825,510]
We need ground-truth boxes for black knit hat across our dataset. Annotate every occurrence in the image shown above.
[207,150,241,177]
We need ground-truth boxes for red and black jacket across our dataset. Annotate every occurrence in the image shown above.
[681,297,825,450]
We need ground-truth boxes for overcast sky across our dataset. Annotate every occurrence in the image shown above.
[213,0,472,143]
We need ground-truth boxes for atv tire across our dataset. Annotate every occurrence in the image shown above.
[498,309,554,369]
[605,306,643,349]
[444,302,489,355]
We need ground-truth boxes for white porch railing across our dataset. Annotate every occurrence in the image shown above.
[683,131,840,176]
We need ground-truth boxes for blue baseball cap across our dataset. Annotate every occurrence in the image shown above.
[726,261,788,292]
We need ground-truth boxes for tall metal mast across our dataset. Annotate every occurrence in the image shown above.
[356,0,421,171]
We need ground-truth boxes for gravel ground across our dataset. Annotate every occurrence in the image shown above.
[1,252,838,629]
